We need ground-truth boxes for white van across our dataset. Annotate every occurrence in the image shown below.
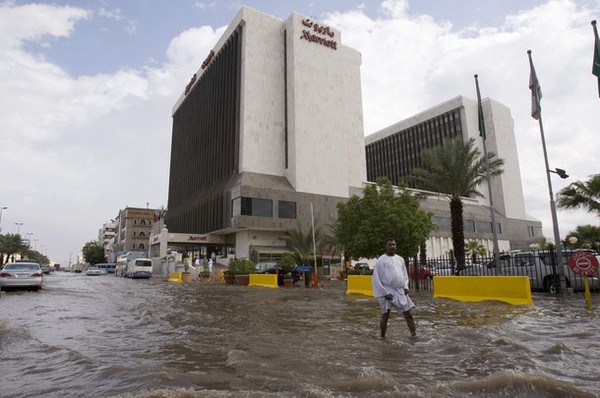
[125,258,153,279]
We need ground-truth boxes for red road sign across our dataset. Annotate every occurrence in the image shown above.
[568,252,600,277]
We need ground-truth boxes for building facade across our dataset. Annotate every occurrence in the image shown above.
[110,207,157,260]
[365,96,542,255]
[165,7,366,260]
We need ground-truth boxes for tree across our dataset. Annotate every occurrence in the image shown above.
[465,240,486,264]
[0,233,28,264]
[556,174,600,219]
[410,137,504,271]
[334,177,434,260]
[82,240,106,265]
[283,221,325,265]
[565,225,600,251]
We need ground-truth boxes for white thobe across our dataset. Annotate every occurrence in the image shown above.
[372,253,414,313]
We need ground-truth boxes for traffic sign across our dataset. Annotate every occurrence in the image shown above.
[568,252,600,277]
[296,265,312,273]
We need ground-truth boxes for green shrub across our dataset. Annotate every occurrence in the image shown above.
[228,258,256,275]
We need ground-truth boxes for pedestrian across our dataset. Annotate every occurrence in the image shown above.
[372,238,416,338]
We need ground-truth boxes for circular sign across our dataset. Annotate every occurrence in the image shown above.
[568,252,600,277]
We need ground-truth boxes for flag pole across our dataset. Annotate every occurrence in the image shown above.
[474,74,501,273]
[527,49,567,293]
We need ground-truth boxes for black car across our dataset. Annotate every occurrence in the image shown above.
[255,262,301,285]
[353,262,370,270]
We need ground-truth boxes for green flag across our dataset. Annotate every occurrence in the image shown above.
[474,74,486,140]
[592,20,600,97]
[527,50,542,120]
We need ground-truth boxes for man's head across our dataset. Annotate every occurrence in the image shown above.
[384,238,397,256]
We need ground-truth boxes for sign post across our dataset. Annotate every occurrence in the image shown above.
[568,252,600,309]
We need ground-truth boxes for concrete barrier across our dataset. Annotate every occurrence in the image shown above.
[433,276,533,305]
[168,272,182,283]
[346,275,374,296]
[249,274,278,288]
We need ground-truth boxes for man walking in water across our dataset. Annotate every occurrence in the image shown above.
[372,238,416,338]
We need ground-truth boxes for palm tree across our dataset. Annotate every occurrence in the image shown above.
[566,225,600,251]
[410,137,504,271]
[556,174,600,219]
[465,240,486,264]
[0,233,28,264]
[283,221,325,266]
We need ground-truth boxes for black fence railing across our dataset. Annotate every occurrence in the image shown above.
[406,249,600,293]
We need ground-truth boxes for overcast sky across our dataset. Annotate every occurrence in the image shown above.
[1,0,599,265]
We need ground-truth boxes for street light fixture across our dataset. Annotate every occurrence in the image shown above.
[15,222,24,235]
[0,206,7,233]
[549,168,569,179]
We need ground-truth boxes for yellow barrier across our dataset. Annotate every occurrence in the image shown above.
[168,272,182,283]
[433,276,533,305]
[249,274,279,288]
[346,275,374,296]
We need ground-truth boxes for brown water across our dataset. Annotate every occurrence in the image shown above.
[1,272,599,397]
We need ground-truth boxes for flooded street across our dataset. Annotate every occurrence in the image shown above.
[1,272,599,398]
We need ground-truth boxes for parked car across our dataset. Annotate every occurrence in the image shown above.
[353,262,370,271]
[0,262,44,291]
[485,250,600,293]
[408,264,438,280]
[255,261,301,285]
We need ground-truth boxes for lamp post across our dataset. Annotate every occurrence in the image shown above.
[0,206,7,233]
[15,222,23,235]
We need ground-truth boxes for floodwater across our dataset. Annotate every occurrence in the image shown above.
[1,272,599,398]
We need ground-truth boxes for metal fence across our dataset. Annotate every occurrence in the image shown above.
[406,249,600,294]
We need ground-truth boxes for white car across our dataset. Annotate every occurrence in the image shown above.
[85,266,107,276]
[0,262,44,291]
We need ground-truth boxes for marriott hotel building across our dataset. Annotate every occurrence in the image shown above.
[165,6,541,261]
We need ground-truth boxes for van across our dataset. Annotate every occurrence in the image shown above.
[94,263,116,274]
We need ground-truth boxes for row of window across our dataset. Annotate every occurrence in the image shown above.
[231,197,297,218]
[433,216,502,234]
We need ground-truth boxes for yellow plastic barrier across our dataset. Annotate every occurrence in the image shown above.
[433,276,533,305]
[346,275,374,297]
[168,272,182,283]
[249,274,279,288]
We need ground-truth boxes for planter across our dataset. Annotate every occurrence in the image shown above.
[223,274,235,285]
[182,273,194,283]
[234,275,250,286]
[283,278,294,287]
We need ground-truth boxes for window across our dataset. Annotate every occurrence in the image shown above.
[232,197,273,217]
[139,232,145,237]
[138,243,145,249]
[278,201,296,219]
[140,220,146,226]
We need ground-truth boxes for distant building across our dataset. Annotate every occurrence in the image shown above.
[111,207,157,259]
[365,96,542,255]
[99,220,116,261]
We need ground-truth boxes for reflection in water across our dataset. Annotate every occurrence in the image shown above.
[0,272,598,397]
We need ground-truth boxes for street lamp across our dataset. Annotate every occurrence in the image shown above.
[549,168,569,179]
[15,222,23,235]
[0,206,7,233]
